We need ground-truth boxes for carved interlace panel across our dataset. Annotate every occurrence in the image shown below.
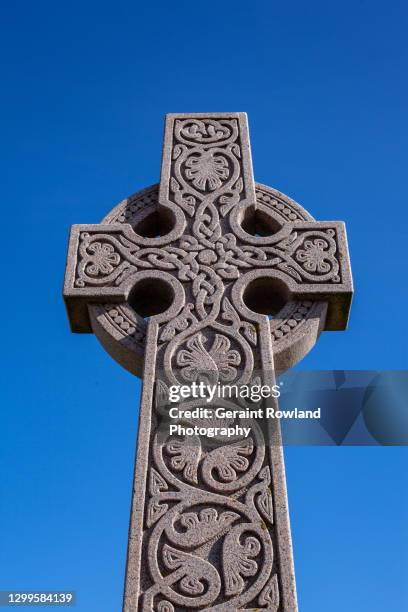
[73,223,342,292]
[88,185,323,376]
[64,114,353,612]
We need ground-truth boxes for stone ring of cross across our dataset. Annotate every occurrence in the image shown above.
[64,114,352,611]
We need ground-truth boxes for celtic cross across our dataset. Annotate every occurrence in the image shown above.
[64,113,352,611]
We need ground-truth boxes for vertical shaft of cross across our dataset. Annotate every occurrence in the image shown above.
[122,114,298,611]
[123,299,297,612]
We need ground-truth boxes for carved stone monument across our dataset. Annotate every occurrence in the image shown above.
[64,113,352,611]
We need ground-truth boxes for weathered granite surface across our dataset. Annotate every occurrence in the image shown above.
[64,113,353,611]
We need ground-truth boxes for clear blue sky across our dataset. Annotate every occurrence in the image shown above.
[1,1,407,610]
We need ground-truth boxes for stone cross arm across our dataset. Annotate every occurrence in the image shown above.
[64,218,352,334]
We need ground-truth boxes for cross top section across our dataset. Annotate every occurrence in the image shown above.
[64,113,352,370]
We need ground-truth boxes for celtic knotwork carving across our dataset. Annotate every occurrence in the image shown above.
[159,303,198,343]
[155,601,174,612]
[221,297,258,346]
[74,224,343,290]
[176,118,235,145]
[193,201,222,245]
[167,118,244,218]
[219,176,244,216]
[191,267,224,319]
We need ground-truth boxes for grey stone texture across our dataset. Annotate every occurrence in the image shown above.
[64,113,353,611]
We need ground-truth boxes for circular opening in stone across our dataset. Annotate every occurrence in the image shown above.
[128,277,174,318]
[243,276,289,316]
[240,205,282,237]
[133,209,174,238]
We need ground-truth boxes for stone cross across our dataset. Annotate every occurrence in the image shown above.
[64,113,352,611]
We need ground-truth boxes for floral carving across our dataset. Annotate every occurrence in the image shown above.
[223,528,261,596]
[176,509,239,546]
[168,117,242,216]
[164,437,201,483]
[295,238,331,273]
[185,151,229,191]
[204,438,254,482]
[85,241,120,276]
[176,332,240,383]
